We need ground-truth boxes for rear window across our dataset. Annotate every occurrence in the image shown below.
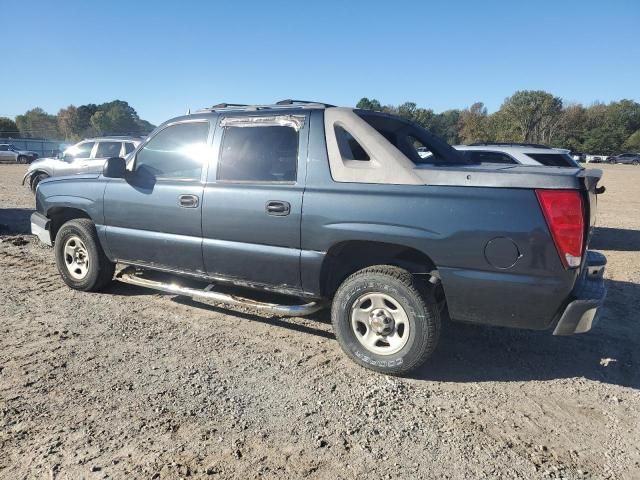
[463,151,517,165]
[525,153,575,167]
[334,126,370,161]
[95,141,122,158]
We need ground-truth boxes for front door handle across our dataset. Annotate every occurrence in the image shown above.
[178,194,199,208]
[265,200,290,216]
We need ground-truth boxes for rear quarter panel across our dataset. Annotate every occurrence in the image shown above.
[303,110,577,330]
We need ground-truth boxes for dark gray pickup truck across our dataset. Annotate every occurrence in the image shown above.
[31,100,607,374]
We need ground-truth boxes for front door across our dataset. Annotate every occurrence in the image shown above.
[201,113,308,290]
[57,141,95,176]
[103,120,212,274]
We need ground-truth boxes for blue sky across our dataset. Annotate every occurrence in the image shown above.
[2,0,639,125]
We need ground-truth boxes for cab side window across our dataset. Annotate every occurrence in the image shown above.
[217,125,298,182]
[135,122,210,180]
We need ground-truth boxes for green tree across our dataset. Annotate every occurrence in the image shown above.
[15,108,60,138]
[57,105,82,141]
[498,90,563,143]
[554,104,587,151]
[458,102,489,143]
[622,129,640,151]
[0,117,19,137]
[356,97,382,110]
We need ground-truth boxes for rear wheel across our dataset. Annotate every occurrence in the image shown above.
[54,219,114,292]
[30,172,49,193]
[331,265,440,375]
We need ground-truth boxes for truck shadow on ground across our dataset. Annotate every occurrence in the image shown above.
[172,296,335,340]
[414,278,639,390]
[168,277,638,390]
[0,208,33,235]
[591,226,640,251]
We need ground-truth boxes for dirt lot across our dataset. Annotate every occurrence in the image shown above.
[0,164,638,479]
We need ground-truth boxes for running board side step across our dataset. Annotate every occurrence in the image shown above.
[116,267,326,317]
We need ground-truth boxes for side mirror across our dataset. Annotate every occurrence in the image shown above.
[103,157,127,178]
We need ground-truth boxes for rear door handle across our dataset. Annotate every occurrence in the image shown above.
[178,194,199,208]
[265,200,290,216]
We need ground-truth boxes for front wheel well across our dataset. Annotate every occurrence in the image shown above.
[320,240,441,298]
[48,207,92,242]
[28,169,49,186]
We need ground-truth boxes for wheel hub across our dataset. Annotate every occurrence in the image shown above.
[370,308,395,335]
[350,292,410,356]
[63,235,90,280]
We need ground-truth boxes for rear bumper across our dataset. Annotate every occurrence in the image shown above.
[553,251,607,335]
[31,212,52,246]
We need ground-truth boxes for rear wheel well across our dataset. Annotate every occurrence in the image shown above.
[320,241,441,298]
[48,208,91,242]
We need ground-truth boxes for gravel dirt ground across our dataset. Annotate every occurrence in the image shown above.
[0,164,638,479]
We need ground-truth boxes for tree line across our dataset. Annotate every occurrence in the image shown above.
[0,100,155,142]
[2,92,639,154]
[358,91,640,154]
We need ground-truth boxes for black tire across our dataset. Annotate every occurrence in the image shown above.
[54,219,115,292]
[31,172,49,193]
[331,265,440,375]
[17,155,27,164]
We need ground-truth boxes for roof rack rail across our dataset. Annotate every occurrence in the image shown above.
[209,103,249,109]
[275,99,336,107]
[194,101,332,114]
[468,142,552,149]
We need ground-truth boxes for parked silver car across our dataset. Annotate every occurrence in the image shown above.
[0,143,39,164]
[22,136,141,192]
[608,153,640,165]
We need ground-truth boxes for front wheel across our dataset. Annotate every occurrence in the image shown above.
[331,265,440,375]
[54,219,115,292]
[17,156,28,164]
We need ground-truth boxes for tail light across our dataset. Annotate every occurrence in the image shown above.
[535,189,584,268]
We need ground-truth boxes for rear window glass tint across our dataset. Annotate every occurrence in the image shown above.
[218,125,298,182]
[96,141,122,158]
[526,153,575,167]
[465,151,517,164]
[334,126,369,161]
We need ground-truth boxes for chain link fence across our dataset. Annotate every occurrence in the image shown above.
[0,137,69,158]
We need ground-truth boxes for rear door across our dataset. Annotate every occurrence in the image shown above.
[103,120,212,273]
[90,141,124,173]
[201,113,308,289]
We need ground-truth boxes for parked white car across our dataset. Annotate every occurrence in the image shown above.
[452,143,580,167]
[22,136,142,192]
